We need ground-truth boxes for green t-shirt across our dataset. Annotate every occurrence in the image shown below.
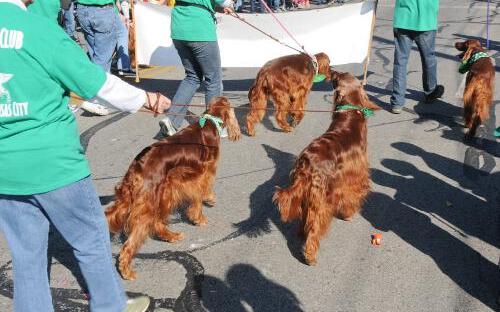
[171,0,224,41]
[0,3,107,195]
[393,0,439,31]
[28,0,61,21]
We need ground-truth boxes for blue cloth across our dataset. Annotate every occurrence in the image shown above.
[76,5,118,72]
[390,28,437,108]
[116,18,131,71]
[0,176,127,312]
[168,40,223,129]
[63,1,76,38]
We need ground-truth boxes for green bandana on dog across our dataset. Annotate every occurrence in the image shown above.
[336,104,374,118]
[199,114,224,136]
[459,51,489,74]
[313,74,326,83]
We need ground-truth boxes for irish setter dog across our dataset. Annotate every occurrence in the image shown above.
[273,71,379,265]
[246,52,331,136]
[106,97,241,280]
[455,39,495,138]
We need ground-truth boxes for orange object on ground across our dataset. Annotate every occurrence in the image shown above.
[371,233,382,246]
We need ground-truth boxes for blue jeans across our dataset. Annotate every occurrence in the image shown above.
[390,28,437,108]
[63,2,75,39]
[116,18,131,71]
[168,40,223,129]
[76,5,118,72]
[268,0,280,9]
[0,177,127,312]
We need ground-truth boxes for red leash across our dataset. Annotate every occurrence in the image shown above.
[167,103,334,113]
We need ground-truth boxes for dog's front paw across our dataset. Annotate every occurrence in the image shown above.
[192,215,208,226]
[203,194,217,207]
[303,252,318,266]
[167,231,185,243]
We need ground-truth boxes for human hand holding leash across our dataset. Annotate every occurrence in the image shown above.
[145,92,171,117]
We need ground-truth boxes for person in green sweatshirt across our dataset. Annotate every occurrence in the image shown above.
[158,0,234,136]
[0,0,171,311]
[390,0,444,114]
[28,0,61,21]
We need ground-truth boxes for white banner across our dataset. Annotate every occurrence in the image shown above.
[135,1,376,67]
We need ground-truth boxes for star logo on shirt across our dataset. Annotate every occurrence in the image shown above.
[0,73,13,105]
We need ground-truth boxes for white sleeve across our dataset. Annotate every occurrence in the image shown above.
[93,73,146,113]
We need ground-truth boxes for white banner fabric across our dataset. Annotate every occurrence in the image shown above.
[134,1,376,67]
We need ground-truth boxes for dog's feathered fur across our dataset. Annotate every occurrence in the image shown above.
[273,71,379,265]
[106,97,241,280]
[246,52,331,136]
[455,39,495,138]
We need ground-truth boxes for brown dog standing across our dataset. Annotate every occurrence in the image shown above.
[246,53,331,136]
[455,39,495,138]
[273,71,379,265]
[106,97,241,280]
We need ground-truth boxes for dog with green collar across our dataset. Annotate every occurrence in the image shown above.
[455,39,495,139]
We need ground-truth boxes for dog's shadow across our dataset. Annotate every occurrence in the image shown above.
[233,144,306,263]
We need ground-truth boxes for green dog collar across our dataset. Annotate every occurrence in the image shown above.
[459,51,489,74]
[313,74,326,83]
[336,104,374,118]
[199,114,224,136]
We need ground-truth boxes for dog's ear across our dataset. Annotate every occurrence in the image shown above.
[222,107,241,141]
[359,86,381,110]
[462,46,475,62]
[316,53,331,81]
[333,87,345,104]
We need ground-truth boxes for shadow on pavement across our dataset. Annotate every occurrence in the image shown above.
[202,263,304,312]
[233,144,305,263]
[364,157,499,310]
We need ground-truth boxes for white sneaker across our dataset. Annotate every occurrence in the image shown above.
[80,101,111,116]
[124,296,150,312]
[159,117,178,136]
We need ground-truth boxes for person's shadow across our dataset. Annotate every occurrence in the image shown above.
[371,159,498,249]
[202,263,304,312]
[233,144,305,262]
[364,164,499,310]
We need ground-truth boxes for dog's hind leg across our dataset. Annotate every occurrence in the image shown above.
[153,220,184,243]
[246,83,268,136]
[302,205,321,266]
[118,217,152,280]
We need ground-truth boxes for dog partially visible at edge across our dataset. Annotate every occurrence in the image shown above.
[273,71,379,265]
[455,39,495,139]
[105,97,241,280]
[246,52,331,136]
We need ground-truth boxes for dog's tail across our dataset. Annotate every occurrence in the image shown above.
[246,72,269,135]
[273,166,309,223]
[105,169,141,233]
